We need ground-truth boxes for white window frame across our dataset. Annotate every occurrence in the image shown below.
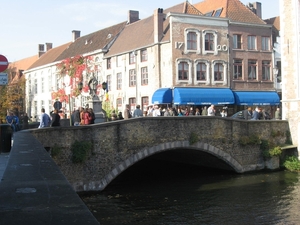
[202,30,218,55]
[194,60,210,85]
[176,59,192,84]
[184,28,201,54]
[211,60,227,85]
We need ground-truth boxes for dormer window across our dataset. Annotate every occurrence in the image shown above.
[214,8,223,17]
[205,11,214,16]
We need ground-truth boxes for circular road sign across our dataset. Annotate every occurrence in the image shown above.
[53,101,62,110]
[0,55,8,72]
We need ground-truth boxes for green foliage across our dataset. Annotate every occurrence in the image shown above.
[238,135,260,146]
[263,146,282,158]
[283,156,300,172]
[71,140,92,163]
[102,101,117,121]
[51,144,62,158]
[189,132,199,145]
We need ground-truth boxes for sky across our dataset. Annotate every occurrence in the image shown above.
[0,0,279,62]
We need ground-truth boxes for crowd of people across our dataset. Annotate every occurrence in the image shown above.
[5,104,281,132]
[243,106,281,120]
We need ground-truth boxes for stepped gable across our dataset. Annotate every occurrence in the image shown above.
[57,22,127,61]
[27,42,71,70]
[194,0,266,24]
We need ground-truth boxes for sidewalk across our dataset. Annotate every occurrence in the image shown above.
[0,152,10,182]
[0,131,99,225]
[0,138,12,182]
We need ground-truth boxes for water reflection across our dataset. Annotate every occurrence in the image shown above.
[81,159,300,225]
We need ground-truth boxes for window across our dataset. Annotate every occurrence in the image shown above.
[214,63,224,81]
[34,79,38,94]
[261,37,270,51]
[129,69,136,86]
[178,62,189,80]
[205,33,214,51]
[233,59,243,80]
[187,32,197,50]
[34,101,37,117]
[107,75,111,91]
[117,98,122,108]
[116,56,123,67]
[214,8,223,17]
[28,75,31,94]
[248,60,257,80]
[196,63,206,80]
[107,58,111,69]
[233,34,242,49]
[262,61,271,80]
[129,98,136,111]
[247,35,256,50]
[185,29,200,53]
[205,11,214,16]
[129,52,136,64]
[48,70,52,91]
[142,97,149,112]
[41,77,44,93]
[117,73,122,90]
[141,49,148,62]
[141,67,148,85]
[41,100,44,109]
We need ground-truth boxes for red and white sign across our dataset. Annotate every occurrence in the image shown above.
[0,55,9,72]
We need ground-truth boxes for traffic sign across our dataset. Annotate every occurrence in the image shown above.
[0,73,8,85]
[53,101,62,110]
[0,55,8,72]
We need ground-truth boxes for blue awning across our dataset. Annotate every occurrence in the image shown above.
[151,88,173,104]
[173,88,235,105]
[233,91,280,105]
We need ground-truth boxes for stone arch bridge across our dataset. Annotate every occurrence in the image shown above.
[28,117,291,192]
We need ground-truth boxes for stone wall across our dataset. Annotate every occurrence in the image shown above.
[28,117,290,192]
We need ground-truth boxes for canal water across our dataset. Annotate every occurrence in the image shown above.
[81,158,300,225]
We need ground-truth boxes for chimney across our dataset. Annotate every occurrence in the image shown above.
[45,43,53,51]
[252,2,262,18]
[154,8,164,43]
[38,44,45,57]
[128,10,139,24]
[72,30,81,42]
[248,2,262,18]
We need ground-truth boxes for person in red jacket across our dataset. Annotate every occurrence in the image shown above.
[83,109,92,125]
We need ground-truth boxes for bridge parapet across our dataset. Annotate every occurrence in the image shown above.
[28,117,291,192]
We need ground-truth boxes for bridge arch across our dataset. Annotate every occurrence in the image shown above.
[99,140,244,191]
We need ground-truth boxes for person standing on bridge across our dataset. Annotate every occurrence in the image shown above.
[124,104,132,119]
[38,108,51,128]
[207,105,216,116]
[51,109,61,127]
[133,105,143,117]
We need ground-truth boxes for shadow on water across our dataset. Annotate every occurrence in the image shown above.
[81,157,300,225]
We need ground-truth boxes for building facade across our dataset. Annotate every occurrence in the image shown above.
[280,0,300,145]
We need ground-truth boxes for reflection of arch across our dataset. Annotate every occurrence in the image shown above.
[97,141,244,191]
